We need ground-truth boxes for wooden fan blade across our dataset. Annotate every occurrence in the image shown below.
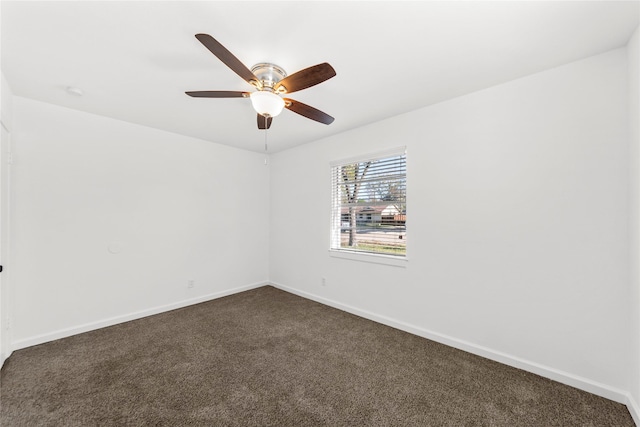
[186,91,250,98]
[284,98,334,125]
[275,63,336,94]
[257,114,273,130]
[195,34,258,86]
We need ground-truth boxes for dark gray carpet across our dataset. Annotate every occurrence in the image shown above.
[0,286,634,426]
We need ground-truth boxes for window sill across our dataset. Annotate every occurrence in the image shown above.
[329,249,408,268]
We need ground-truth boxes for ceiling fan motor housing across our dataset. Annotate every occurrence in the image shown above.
[251,63,286,91]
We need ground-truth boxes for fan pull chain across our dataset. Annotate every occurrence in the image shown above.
[264,125,268,166]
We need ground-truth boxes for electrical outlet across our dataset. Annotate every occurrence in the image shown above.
[187,280,195,288]
[321,277,326,286]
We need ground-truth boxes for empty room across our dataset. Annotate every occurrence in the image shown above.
[1,1,639,425]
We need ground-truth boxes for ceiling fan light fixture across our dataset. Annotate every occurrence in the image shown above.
[250,90,285,118]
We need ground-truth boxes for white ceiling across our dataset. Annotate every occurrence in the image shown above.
[2,1,639,153]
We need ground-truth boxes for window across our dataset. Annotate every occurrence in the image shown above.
[330,148,406,258]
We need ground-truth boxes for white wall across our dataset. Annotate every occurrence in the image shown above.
[11,97,269,348]
[270,48,630,401]
[1,72,14,367]
[628,25,640,422]
[1,73,12,132]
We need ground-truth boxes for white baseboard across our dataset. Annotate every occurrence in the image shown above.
[12,281,268,351]
[270,281,631,407]
[627,393,640,426]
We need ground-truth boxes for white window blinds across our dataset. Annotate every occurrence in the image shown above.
[330,148,406,257]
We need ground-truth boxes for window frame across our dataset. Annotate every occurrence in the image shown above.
[329,147,408,267]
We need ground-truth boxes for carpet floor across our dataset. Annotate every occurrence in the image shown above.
[0,286,634,426]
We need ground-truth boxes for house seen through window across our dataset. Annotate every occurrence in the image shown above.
[330,148,406,257]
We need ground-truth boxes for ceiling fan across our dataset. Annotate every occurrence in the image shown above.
[186,34,336,130]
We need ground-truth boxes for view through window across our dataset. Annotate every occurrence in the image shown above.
[331,149,406,257]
